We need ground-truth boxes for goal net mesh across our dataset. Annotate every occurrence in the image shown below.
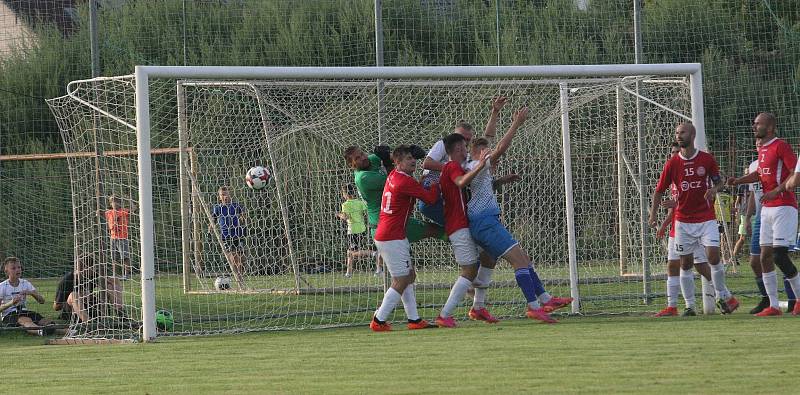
[47,72,691,340]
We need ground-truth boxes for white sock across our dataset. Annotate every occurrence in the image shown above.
[527,300,541,309]
[473,266,494,288]
[667,276,680,308]
[441,276,471,318]
[473,288,487,308]
[710,263,731,300]
[763,270,780,309]
[679,269,696,308]
[400,284,420,321]
[701,276,715,313]
[787,274,800,303]
[537,292,552,304]
[375,288,401,322]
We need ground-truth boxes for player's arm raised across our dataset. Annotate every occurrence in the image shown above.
[361,170,387,193]
[489,106,529,163]
[454,148,491,189]
[483,96,507,142]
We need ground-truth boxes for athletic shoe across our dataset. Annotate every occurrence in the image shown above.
[754,306,783,317]
[468,307,500,323]
[541,296,574,313]
[792,301,800,316]
[407,319,432,330]
[717,296,739,314]
[749,297,770,314]
[344,272,352,278]
[653,306,678,317]
[788,300,797,315]
[682,307,697,317]
[434,316,457,328]
[370,318,392,332]
[526,306,558,323]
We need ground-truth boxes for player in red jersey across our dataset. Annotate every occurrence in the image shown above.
[370,145,442,331]
[648,122,739,314]
[434,133,502,328]
[653,143,715,317]
[728,112,800,316]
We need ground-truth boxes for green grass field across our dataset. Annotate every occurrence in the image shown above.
[4,313,798,394]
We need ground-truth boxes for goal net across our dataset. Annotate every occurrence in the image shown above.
[47,65,703,342]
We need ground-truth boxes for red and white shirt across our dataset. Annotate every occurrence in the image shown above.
[655,150,719,223]
[440,161,470,236]
[374,170,440,241]
[757,137,797,208]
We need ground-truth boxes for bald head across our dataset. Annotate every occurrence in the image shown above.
[675,122,696,149]
[753,112,777,139]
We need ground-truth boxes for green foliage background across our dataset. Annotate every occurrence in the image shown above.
[0,0,798,276]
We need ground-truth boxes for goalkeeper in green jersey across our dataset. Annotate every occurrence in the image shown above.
[343,145,446,246]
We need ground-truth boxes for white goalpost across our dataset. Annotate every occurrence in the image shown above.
[48,64,706,342]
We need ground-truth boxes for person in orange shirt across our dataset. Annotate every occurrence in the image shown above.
[104,195,134,279]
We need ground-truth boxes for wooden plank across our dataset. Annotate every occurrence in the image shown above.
[0,147,189,162]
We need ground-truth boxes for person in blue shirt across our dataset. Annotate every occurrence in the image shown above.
[212,186,246,288]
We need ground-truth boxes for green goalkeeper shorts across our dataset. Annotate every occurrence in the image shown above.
[369,219,446,243]
[407,218,447,243]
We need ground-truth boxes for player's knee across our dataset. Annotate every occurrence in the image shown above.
[460,264,478,281]
[774,247,798,278]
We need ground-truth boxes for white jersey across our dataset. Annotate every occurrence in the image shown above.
[748,160,763,216]
[465,158,500,218]
[421,139,448,186]
[0,279,35,318]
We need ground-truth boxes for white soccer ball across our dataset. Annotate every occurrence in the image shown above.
[214,276,231,291]
[245,166,271,190]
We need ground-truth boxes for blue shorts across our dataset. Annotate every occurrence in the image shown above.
[750,217,761,256]
[417,198,445,227]
[468,214,518,260]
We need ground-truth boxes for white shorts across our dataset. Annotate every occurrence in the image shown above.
[760,206,798,247]
[674,220,719,256]
[667,236,708,263]
[449,228,481,266]
[374,239,412,277]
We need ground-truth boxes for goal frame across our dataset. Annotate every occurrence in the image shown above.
[134,64,706,341]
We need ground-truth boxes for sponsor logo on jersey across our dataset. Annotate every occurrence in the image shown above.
[680,180,704,191]
[697,166,706,176]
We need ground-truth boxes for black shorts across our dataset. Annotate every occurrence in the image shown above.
[222,238,243,252]
[3,311,44,326]
[347,233,370,251]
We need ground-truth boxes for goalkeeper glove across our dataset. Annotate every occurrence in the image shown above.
[373,145,393,169]
[409,145,427,160]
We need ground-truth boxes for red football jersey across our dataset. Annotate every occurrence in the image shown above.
[655,150,719,223]
[440,161,470,236]
[757,138,797,208]
[374,170,441,241]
